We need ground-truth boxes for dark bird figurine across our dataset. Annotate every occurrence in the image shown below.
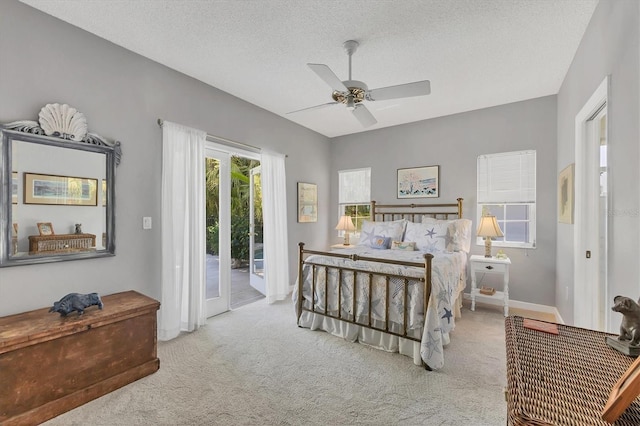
[49,293,103,317]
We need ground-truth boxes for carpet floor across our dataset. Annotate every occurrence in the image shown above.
[44,298,514,426]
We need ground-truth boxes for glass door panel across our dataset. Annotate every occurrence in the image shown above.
[205,149,231,317]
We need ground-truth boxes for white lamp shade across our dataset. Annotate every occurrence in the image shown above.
[476,215,504,238]
[335,215,356,231]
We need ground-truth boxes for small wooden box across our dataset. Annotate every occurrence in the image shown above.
[479,286,496,295]
[0,290,160,425]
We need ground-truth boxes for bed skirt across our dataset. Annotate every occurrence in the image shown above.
[297,293,463,366]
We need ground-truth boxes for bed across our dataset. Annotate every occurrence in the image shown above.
[293,198,470,370]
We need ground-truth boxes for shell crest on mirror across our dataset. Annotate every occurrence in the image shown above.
[38,103,88,141]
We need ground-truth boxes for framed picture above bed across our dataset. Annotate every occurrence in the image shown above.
[297,182,317,223]
[397,165,439,199]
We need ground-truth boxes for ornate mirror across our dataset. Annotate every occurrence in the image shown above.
[0,104,122,267]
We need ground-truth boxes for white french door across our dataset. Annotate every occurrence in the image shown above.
[205,147,231,317]
[249,166,266,295]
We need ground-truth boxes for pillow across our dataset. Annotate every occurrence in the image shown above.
[358,219,407,246]
[404,221,448,253]
[370,235,391,249]
[449,219,472,252]
[391,241,416,251]
[422,217,472,252]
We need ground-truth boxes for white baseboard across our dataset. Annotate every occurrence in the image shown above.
[462,292,564,324]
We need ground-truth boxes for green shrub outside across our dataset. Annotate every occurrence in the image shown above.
[206,216,263,263]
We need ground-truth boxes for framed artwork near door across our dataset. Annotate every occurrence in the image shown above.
[297,182,317,223]
[558,163,574,224]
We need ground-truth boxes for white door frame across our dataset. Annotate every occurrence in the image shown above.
[249,166,266,295]
[205,140,261,315]
[574,76,609,330]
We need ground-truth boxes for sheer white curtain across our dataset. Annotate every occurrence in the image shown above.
[158,121,206,341]
[261,150,290,303]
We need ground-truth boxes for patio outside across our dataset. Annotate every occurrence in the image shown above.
[206,254,264,309]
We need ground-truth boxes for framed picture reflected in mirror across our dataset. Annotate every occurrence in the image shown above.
[37,222,54,236]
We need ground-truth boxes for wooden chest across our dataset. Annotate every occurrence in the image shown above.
[0,290,160,425]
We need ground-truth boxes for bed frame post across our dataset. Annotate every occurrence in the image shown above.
[370,200,377,221]
[424,253,433,324]
[423,253,433,317]
[456,198,463,218]
[297,242,305,325]
[423,252,434,371]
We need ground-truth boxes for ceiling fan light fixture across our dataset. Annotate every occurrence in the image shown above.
[346,96,355,111]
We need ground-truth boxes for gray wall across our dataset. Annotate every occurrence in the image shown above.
[0,0,331,316]
[556,0,640,326]
[330,96,558,306]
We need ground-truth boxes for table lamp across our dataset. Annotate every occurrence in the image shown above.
[477,215,504,257]
[335,215,356,245]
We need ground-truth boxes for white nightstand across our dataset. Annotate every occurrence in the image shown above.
[330,243,355,250]
[469,254,511,316]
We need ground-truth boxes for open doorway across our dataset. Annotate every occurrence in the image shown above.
[574,76,609,331]
[205,151,265,314]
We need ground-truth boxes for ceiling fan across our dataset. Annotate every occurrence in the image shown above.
[288,40,431,127]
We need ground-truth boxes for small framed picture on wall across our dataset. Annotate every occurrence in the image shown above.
[297,182,317,223]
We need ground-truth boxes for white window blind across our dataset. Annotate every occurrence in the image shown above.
[339,168,371,204]
[477,150,536,203]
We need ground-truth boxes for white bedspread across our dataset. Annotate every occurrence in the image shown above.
[293,246,467,369]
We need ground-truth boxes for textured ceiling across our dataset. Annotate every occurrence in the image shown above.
[21,0,599,138]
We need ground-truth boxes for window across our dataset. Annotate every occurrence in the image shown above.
[477,150,536,248]
[338,168,371,234]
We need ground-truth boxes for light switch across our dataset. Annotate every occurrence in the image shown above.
[143,217,152,230]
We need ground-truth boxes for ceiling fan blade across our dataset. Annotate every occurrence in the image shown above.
[307,63,348,93]
[367,80,431,101]
[286,101,338,115]
[352,104,377,127]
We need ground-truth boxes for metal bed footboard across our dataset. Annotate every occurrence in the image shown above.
[296,243,433,366]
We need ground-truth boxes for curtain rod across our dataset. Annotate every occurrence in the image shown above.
[157,118,265,155]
